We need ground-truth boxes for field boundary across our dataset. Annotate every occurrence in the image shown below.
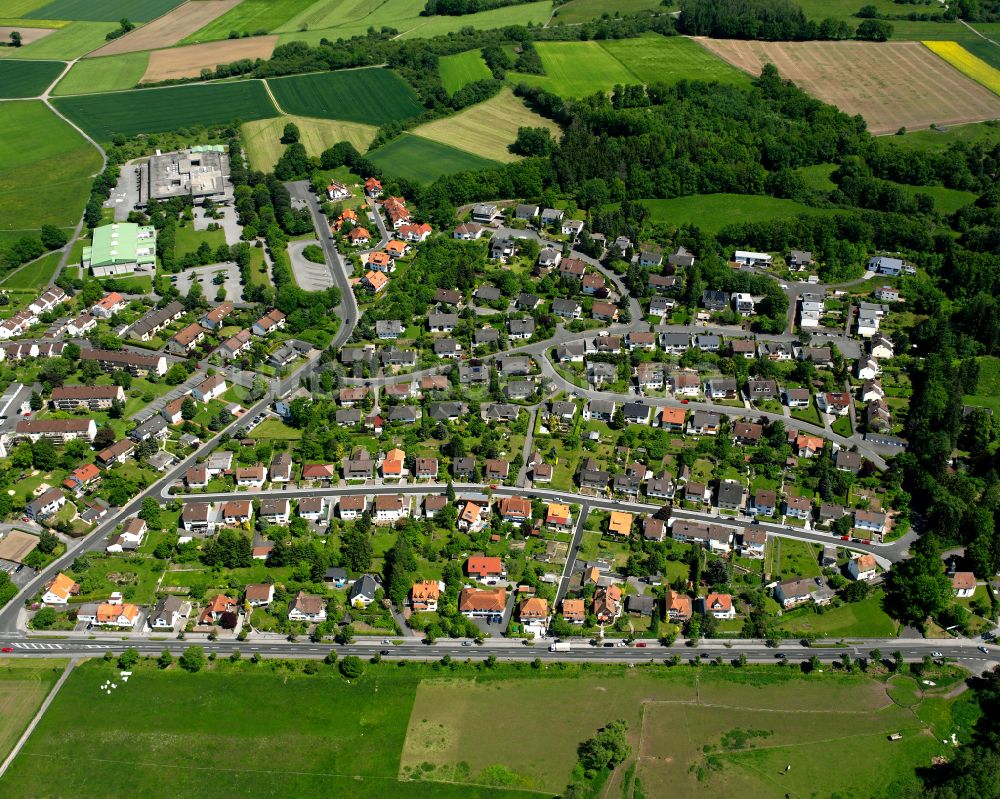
[923,40,1000,96]
[0,658,76,779]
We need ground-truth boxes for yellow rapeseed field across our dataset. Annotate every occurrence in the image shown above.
[924,40,1000,96]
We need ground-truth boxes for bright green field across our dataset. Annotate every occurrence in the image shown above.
[0,59,63,97]
[618,194,836,233]
[890,19,1000,70]
[267,68,423,124]
[276,0,553,46]
[0,659,956,799]
[0,659,68,764]
[52,51,149,96]
[183,0,320,43]
[964,355,1000,415]
[1,22,117,60]
[797,162,837,192]
[508,35,747,97]
[369,133,499,183]
[796,0,906,22]
[52,80,278,140]
[778,592,900,637]
[553,0,664,24]
[439,49,492,94]
[0,101,102,232]
[0,0,52,15]
[25,0,183,21]
[898,183,977,214]
[0,251,62,289]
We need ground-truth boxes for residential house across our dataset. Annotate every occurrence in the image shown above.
[349,575,381,607]
[42,572,79,605]
[288,591,327,622]
[752,490,776,517]
[235,465,265,488]
[952,571,976,598]
[199,594,237,625]
[853,509,887,539]
[221,500,252,526]
[252,309,286,337]
[165,323,205,356]
[784,388,811,408]
[298,496,327,522]
[688,411,721,436]
[701,593,735,619]
[561,598,586,624]
[716,480,745,511]
[848,554,878,581]
[374,494,408,523]
[658,407,686,431]
[200,302,233,331]
[485,458,510,482]
[459,587,506,619]
[593,585,623,624]
[260,498,290,525]
[246,583,275,608]
[784,495,811,519]
[546,502,572,529]
[774,578,814,609]
[150,595,187,630]
[733,421,762,445]
[702,290,729,311]
[338,495,367,520]
[467,555,506,582]
[706,378,738,400]
[665,590,693,622]
[192,374,226,403]
[411,580,444,612]
[740,526,767,558]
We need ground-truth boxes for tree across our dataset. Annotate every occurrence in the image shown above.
[117,647,140,669]
[32,607,57,629]
[37,529,58,554]
[577,719,631,773]
[165,362,188,385]
[31,438,58,471]
[510,127,555,157]
[94,425,116,450]
[856,18,893,40]
[139,497,162,530]
[181,396,197,421]
[157,649,173,669]
[339,655,364,679]
[281,122,300,144]
[10,31,21,47]
[40,224,68,250]
[885,553,952,625]
[179,645,206,672]
[340,527,373,573]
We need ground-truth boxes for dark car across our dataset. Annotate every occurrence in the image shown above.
[603,642,615,648]
[380,649,390,655]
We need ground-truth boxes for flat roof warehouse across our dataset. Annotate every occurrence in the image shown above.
[139,146,232,206]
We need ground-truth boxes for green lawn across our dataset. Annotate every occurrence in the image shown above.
[0,659,68,763]
[52,52,149,96]
[252,418,303,439]
[0,60,64,98]
[769,538,822,580]
[0,101,103,233]
[832,414,853,436]
[0,251,61,290]
[174,222,225,258]
[778,592,900,638]
[796,162,837,192]
[896,182,977,214]
[369,133,500,183]
[439,49,493,94]
[963,355,1000,415]
[552,0,665,24]
[611,194,836,234]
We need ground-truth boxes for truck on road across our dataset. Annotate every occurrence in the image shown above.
[550,642,571,652]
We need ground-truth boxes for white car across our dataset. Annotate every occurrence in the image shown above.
[931,651,942,658]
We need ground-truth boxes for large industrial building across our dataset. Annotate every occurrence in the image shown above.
[138,146,231,206]
[82,223,156,277]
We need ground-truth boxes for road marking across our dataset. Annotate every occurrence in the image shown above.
[15,642,64,650]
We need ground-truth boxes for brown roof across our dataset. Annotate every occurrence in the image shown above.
[952,571,976,591]
[459,587,506,613]
[17,419,93,433]
[172,323,205,346]
[339,495,366,511]
[51,385,121,400]
[290,591,325,615]
[245,583,273,602]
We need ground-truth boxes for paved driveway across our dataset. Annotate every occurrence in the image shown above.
[288,240,334,291]
[172,261,243,304]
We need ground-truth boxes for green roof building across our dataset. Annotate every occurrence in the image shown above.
[83,223,156,278]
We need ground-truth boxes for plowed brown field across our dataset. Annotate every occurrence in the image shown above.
[142,36,276,81]
[88,0,240,57]
[699,38,1000,134]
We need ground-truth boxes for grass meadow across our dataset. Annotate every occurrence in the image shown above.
[897,182,978,214]
[242,115,377,172]
[883,119,1000,151]
[369,133,499,183]
[0,659,67,763]
[964,355,1000,415]
[0,101,102,233]
[507,35,747,97]
[0,251,62,289]
[616,194,837,233]
[553,0,664,24]
[25,0,183,22]
[1,22,117,60]
[52,80,278,140]
[0,59,64,98]
[412,88,561,162]
[52,51,149,95]
[0,657,969,799]
[439,49,492,94]
[182,0,317,43]
[778,591,900,637]
[267,68,423,125]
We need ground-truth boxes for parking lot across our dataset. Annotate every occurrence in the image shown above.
[288,240,335,291]
[172,262,243,304]
[104,163,141,222]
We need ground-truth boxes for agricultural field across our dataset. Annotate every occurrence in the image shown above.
[88,0,241,57]
[889,19,1000,71]
[182,0,318,43]
[618,194,836,234]
[0,26,58,50]
[924,40,1000,96]
[24,0,184,22]
[883,119,1000,151]
[700,39,1000,135]
[2,21,117,60]
[242,114,377,172]
[412,88,561,163]
[552,0,664,24]
[0,59,63,98]
[266,68,423,125]
[0,659,68,763]
[52,51,149,95]
[275,0,552,46]
[141,36,277,82]
[508,35,747,98]
[0,659,959,799]
[439,49,492,94]
[369,133,499,183]
[0,101,102,234]
[0,0,54,15]
[796,0,904,23]
[52,79,278,140]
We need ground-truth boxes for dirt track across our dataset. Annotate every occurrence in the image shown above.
[699,38,1000,134]
[88,0,240,57]
[142,36,276,81]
